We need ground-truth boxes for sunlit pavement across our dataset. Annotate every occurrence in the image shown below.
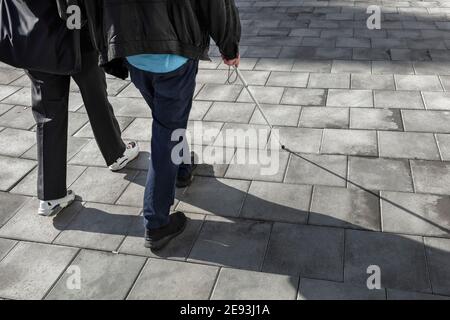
[0,0,450,300]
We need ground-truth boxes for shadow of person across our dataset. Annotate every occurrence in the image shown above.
[54,160,450,299]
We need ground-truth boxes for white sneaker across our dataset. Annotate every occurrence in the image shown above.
[38,191,76,216]
[109,141,140,172]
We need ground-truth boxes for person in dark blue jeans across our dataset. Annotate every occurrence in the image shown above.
[128,53,240,250]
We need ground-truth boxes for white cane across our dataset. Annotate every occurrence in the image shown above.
[233,66,286,150]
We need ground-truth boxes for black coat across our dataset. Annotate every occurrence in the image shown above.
[0,0,82,75]
[83,0,241,79]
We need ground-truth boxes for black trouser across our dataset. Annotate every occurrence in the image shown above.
[27,52,126,201]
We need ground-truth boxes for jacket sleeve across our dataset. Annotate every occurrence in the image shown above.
[197,0,241,60]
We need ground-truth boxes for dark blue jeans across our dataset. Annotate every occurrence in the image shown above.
[128,60,198,230]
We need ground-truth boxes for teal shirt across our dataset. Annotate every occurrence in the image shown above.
[126,54,188,73]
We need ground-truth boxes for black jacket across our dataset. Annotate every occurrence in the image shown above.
[0,0,82,74]
[83,0,241,79]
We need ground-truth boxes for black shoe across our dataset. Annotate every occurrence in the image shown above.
[144,212,187,250]
[176,152,197,188]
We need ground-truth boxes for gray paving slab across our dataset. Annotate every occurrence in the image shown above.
[212,268,298,300]
[0,69,24,85]
[423,92,450,110]
[0,199,83,243]
[321,129,378,156]
[403,110,450,133]
[188,120,224,146]
[0,156,36,191]
[0,242,78,300]
[350,108,403,131]
[381,191,450,238]
[234,70,271,86]
[436,134,450,160]
[238,85,285,105]
[70,167,137,204]
[411,160,450,195]
[267,71,309,88]
[0,85,20,102]
[68,139,109,167]
[107,97,151,119]
[119,212,204,260]
[225,149,289,182]
[387,289,450,300]
[21,136,90,162]
[115,171,148,208]
[11,165,85,197]
[178,176,250,217]
[204,102,256,123]
[46,250,146,300]
[275,127,323,153]
[379,132,440,160]
[372,61,414,75]
[395,75,443,91]
[424,237,450,296]
[374,90,424,109]
[212,122,270,149]
[298,278,386,300]
[345,230,431,293]
[54,202,141,251]
[281,88,326,106]
[250,104,301,127]
[0,106,35,130]
[117,83,142,98]
[196,84,243,102]
[255,58,295,71]
[292,60,332,73]
[351,74,395,90]
[0,128,35,157]
[0,103,13,116]
[188,216,271,271]
[1,87,31,106]
[348,157,413,192]
[327,89,373,108]
[0,192,30,227]
[68,112,89,136]
[285,154,348,187]
[121,118,152,142]
[194,146,235,178]
[331,60,371,74]
[241,181,311,224]
[414,61,450,75]
[187,101,213,121]
[308,73,350,89]
[299,107,349,129]
[74,116,133,139]
[0,238,17,261]
[262,223,344,280]
[196,69,229,84]
[310,186,380,231]
[127,259,218,300]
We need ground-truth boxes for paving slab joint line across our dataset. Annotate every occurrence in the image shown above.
[124,257,151,300]
[207,267,222,300]
[42,247,81,300]
[421,237,435,295]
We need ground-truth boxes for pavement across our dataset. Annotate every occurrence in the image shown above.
[1,0,450,300]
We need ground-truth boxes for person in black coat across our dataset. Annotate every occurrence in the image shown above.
[81,0,241,250]
[0,0,140,216]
